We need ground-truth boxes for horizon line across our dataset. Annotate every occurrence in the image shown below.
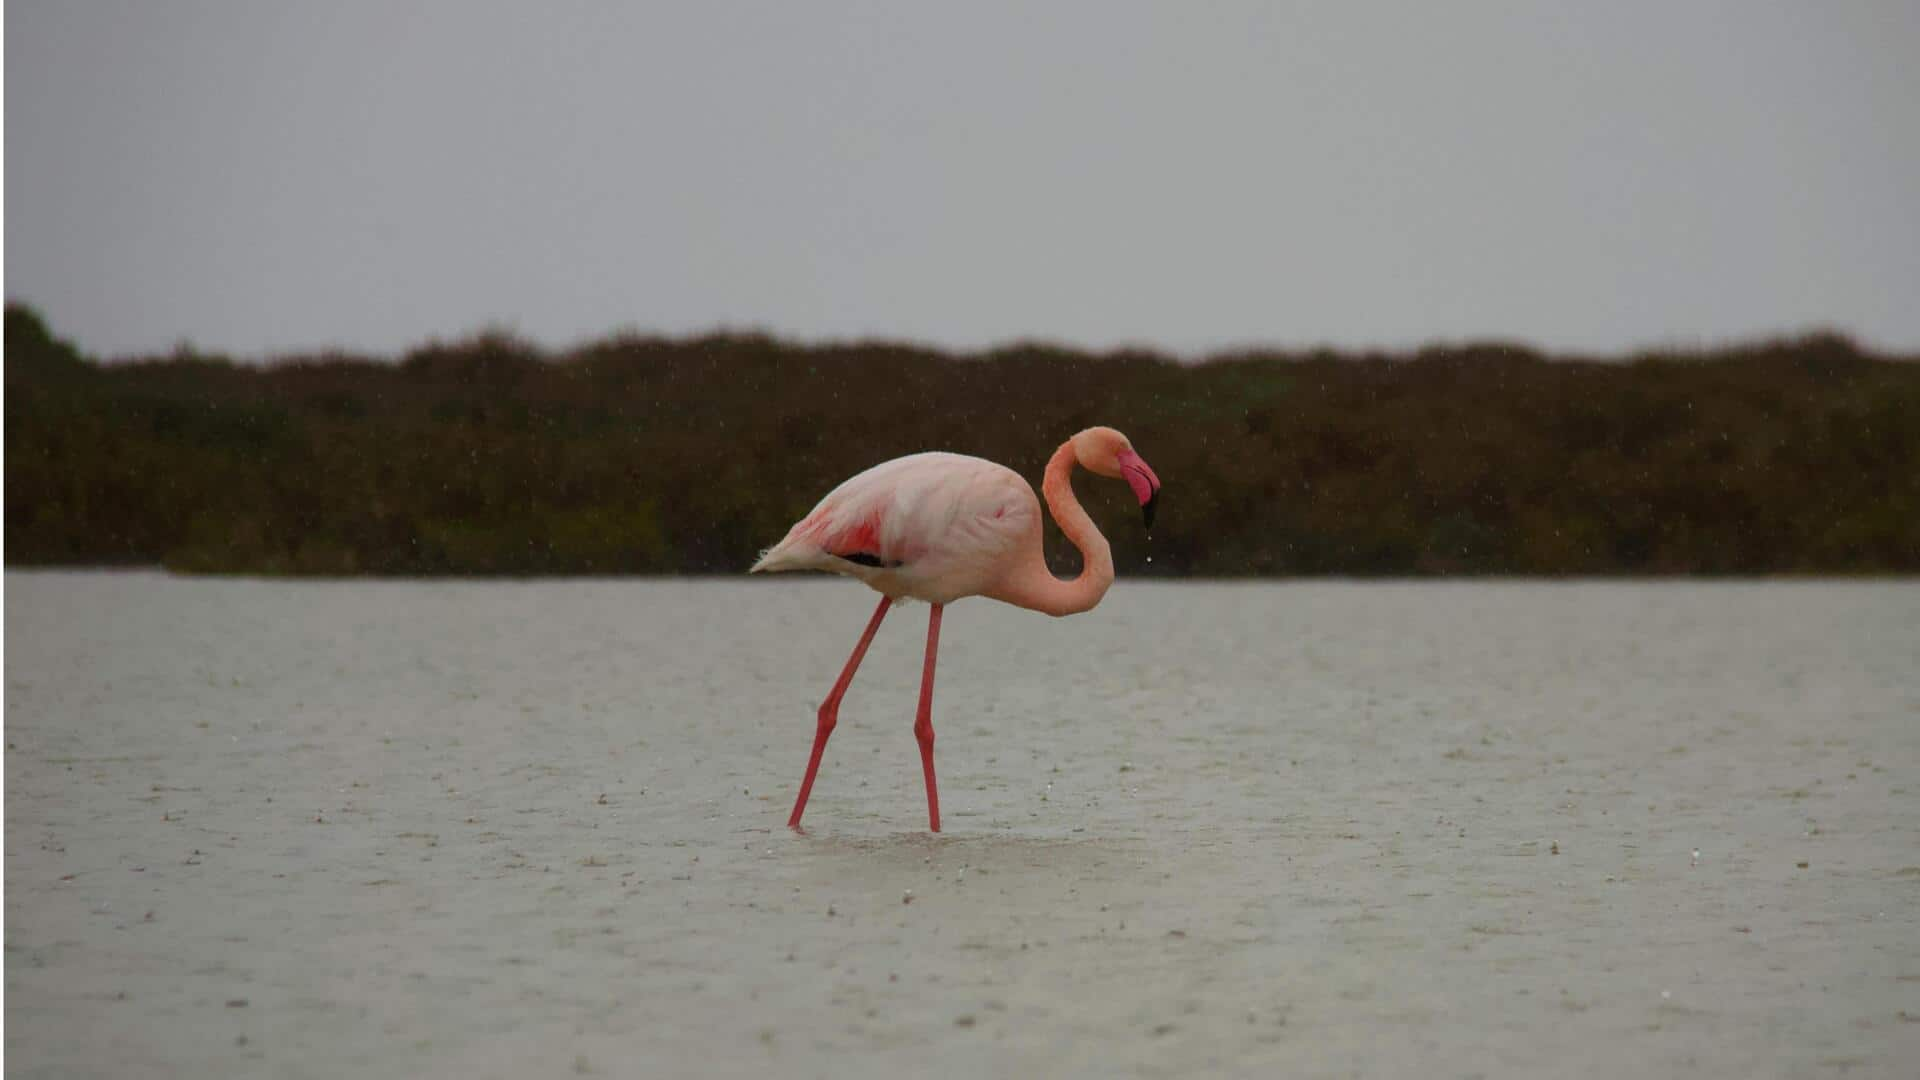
[7,298,1914,367]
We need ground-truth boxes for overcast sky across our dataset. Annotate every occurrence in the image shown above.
[8,1,1918,359]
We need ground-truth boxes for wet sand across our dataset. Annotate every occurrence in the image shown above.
[7,572,1919,1077]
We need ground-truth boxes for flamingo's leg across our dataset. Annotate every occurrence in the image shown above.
[789,594,892,830]
[915,603,944,832]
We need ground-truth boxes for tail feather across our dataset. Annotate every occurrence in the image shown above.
[749,535,820,574]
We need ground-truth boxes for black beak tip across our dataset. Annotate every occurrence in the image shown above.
[1142,490,1159,531]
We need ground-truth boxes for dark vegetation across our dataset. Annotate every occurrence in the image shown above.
[7,303,1918,577]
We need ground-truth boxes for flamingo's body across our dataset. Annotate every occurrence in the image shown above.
[751,452,1039,605]
[752,426,1161,831]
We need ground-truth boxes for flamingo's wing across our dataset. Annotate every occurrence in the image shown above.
[751,453,1036,594]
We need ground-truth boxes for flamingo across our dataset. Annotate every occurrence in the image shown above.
[751,426,1161,832]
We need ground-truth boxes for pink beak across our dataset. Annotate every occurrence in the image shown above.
[1115,449,1161,530]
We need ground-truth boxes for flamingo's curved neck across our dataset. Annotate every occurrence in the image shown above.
[993,440,1114,616]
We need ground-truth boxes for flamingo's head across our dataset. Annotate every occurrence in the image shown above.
[1072,426,1162,530]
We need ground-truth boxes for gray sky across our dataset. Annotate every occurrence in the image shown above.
[8,1,1919,359]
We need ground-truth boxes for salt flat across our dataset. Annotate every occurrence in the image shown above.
[6,572,1919,1078]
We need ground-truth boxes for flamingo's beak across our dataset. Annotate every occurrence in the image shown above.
[1115,450,1161,531]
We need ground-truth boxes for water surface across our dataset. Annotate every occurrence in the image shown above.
[7,573,1918,1077]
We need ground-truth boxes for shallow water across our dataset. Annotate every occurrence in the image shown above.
[7,572,1919,1077]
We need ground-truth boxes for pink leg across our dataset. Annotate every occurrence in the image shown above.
[915,604,944,832]
[789,594,892,830]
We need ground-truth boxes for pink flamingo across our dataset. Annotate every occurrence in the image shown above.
[752,426,1161,832]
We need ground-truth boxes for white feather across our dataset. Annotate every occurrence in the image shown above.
[751,452,1039,604]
